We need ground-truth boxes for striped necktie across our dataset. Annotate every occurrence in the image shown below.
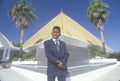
[55,39,59,51]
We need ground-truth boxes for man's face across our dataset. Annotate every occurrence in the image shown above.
[51,29,61,39]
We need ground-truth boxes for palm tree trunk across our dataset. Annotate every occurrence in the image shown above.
[99,30,107,56]
[19,29,24,59]
[97,19,108,57]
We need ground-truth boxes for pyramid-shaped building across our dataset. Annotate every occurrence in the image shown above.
[23,12,111,51]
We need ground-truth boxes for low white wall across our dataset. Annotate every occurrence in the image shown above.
[12,61,38,65]
[89,59,117,63]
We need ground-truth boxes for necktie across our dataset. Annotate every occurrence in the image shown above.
[55,39,59,51]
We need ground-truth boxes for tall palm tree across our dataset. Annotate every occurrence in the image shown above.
[87,0,109,56]
[9,0,37,60]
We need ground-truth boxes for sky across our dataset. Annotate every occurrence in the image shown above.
[0,0,120,52]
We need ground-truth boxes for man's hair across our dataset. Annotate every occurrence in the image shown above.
[53,26,61,32]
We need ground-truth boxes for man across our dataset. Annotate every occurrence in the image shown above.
[44,26,69,81]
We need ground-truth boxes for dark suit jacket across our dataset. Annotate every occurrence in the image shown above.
[44,39,69,76]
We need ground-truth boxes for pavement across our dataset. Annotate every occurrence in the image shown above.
[0,68,33,81]
[92,62,120,81]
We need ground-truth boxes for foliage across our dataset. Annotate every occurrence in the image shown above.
[12,42,20,47]
[89,44,105,58]
[87,0,109,30]
[9,0,37,29]
[108,52,120,61]
[22,51,36,60]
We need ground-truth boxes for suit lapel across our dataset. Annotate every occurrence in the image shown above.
[50,39,59,52]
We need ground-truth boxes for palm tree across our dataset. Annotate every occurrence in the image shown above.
[9,0,37,60]
[87,0,109,56]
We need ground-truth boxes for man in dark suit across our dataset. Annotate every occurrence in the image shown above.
[44,26,69,81]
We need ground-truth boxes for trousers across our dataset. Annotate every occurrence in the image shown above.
[48,75,66,81]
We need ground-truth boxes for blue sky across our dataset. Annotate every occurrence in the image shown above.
[0,0,120,52]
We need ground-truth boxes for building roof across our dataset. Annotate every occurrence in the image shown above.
[0,32,14,48]
[23,12,111,50]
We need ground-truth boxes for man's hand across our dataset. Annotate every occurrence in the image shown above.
[57,61,64,68]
